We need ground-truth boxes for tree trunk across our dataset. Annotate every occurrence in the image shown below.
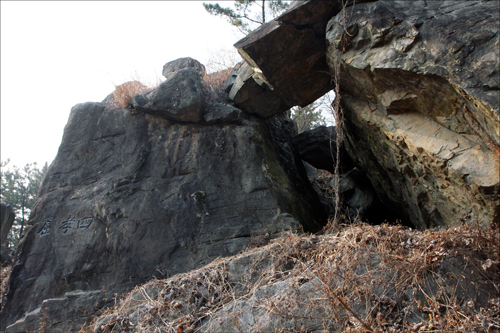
[18,198,25,240]
[262,0,266,23]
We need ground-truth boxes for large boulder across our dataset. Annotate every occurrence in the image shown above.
[228,62,290,117]
[1,98,325,329]
[326,0,500,228]
[229,0,372,117]
[162,57,206,79]
[130,68,206,122]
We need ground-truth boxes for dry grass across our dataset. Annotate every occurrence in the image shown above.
[86,220,499,332]
[106,68,233,110]
[1,264,12,311]
[202,68,234,104]
[90,259,236,333]
[111,81,154,109]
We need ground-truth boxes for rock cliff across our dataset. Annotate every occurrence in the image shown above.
[1,63,325,330]
[1,0,499,331]
[229,0,499,229]
[326,0,499,228]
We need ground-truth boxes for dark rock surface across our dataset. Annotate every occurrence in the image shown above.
[228,62,290,117]
[0,203,15,247]
[6,290,114,333]
[292,126,409,223]
[292,126,355,174]
[0,248,12,267]
[222,63,241,93]
[3,0,499,330]
[337,169,375,222]
[203,103,241,124]
[162,57,206,79]
[230,0,372,116]
[130,68,206,122]
[227,0,499,228]
[326,0,500,228]
[1,98,325,329]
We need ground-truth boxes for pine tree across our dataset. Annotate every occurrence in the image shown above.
[203,0,290,34]
[290,101,327,133]
[1,159,48,249]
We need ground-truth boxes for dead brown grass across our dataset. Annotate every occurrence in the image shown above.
[86,221,499,332]
[202,68,234,104]
[112,81,154,109]
[1,264,12,311]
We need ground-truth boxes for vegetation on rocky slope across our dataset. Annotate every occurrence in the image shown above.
[81,219,499,333]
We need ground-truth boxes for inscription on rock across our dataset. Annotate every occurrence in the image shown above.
[38,216,55,236]
[38,215,94,236]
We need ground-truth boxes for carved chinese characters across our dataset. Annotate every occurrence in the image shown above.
[38,215,93,236]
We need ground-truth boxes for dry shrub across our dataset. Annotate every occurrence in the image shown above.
[232,221,500,332]
[1,264,12,311]
[87,222,499,332]
[112,81,153,109]
[202,68,234,104]
[90,258,236,333]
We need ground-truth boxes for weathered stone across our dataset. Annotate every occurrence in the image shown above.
[326,0,500,228]
[232,0,370,115]
[0,100,325,329]
[235,19,331,111]
[203,103,241,124]
[222,63,241,93]
[202,68,234,104]
[130,68,206,122]
[1,202,15,247]
[87,223,497,332]
[6,290,113,333]
[303,161,407,224]
[337,169,375,221]
[162,57,206,79]
[292,126,355,174]
[301,162,336,219]
[228,62,290,117]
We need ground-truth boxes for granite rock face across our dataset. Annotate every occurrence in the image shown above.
[227,0,499,228]
[3,0,499,330]
[229,0,373,116]
[5,290,114,333]
[228,62,289,117]
[130,68,207,122]
[326,0,500,228]
[162,57,206,79]
[1,100,325,329]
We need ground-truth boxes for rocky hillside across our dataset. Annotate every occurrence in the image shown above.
[89,223,500,332]
[1,0,498,332]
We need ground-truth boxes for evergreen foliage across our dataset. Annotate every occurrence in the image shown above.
[203,0,290,34]
[290,101,327,133]
[1,159,47,249]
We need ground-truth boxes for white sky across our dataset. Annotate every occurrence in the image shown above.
[1,1,243,168]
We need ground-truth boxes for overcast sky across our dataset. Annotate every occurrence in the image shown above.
[1,1,243,168]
